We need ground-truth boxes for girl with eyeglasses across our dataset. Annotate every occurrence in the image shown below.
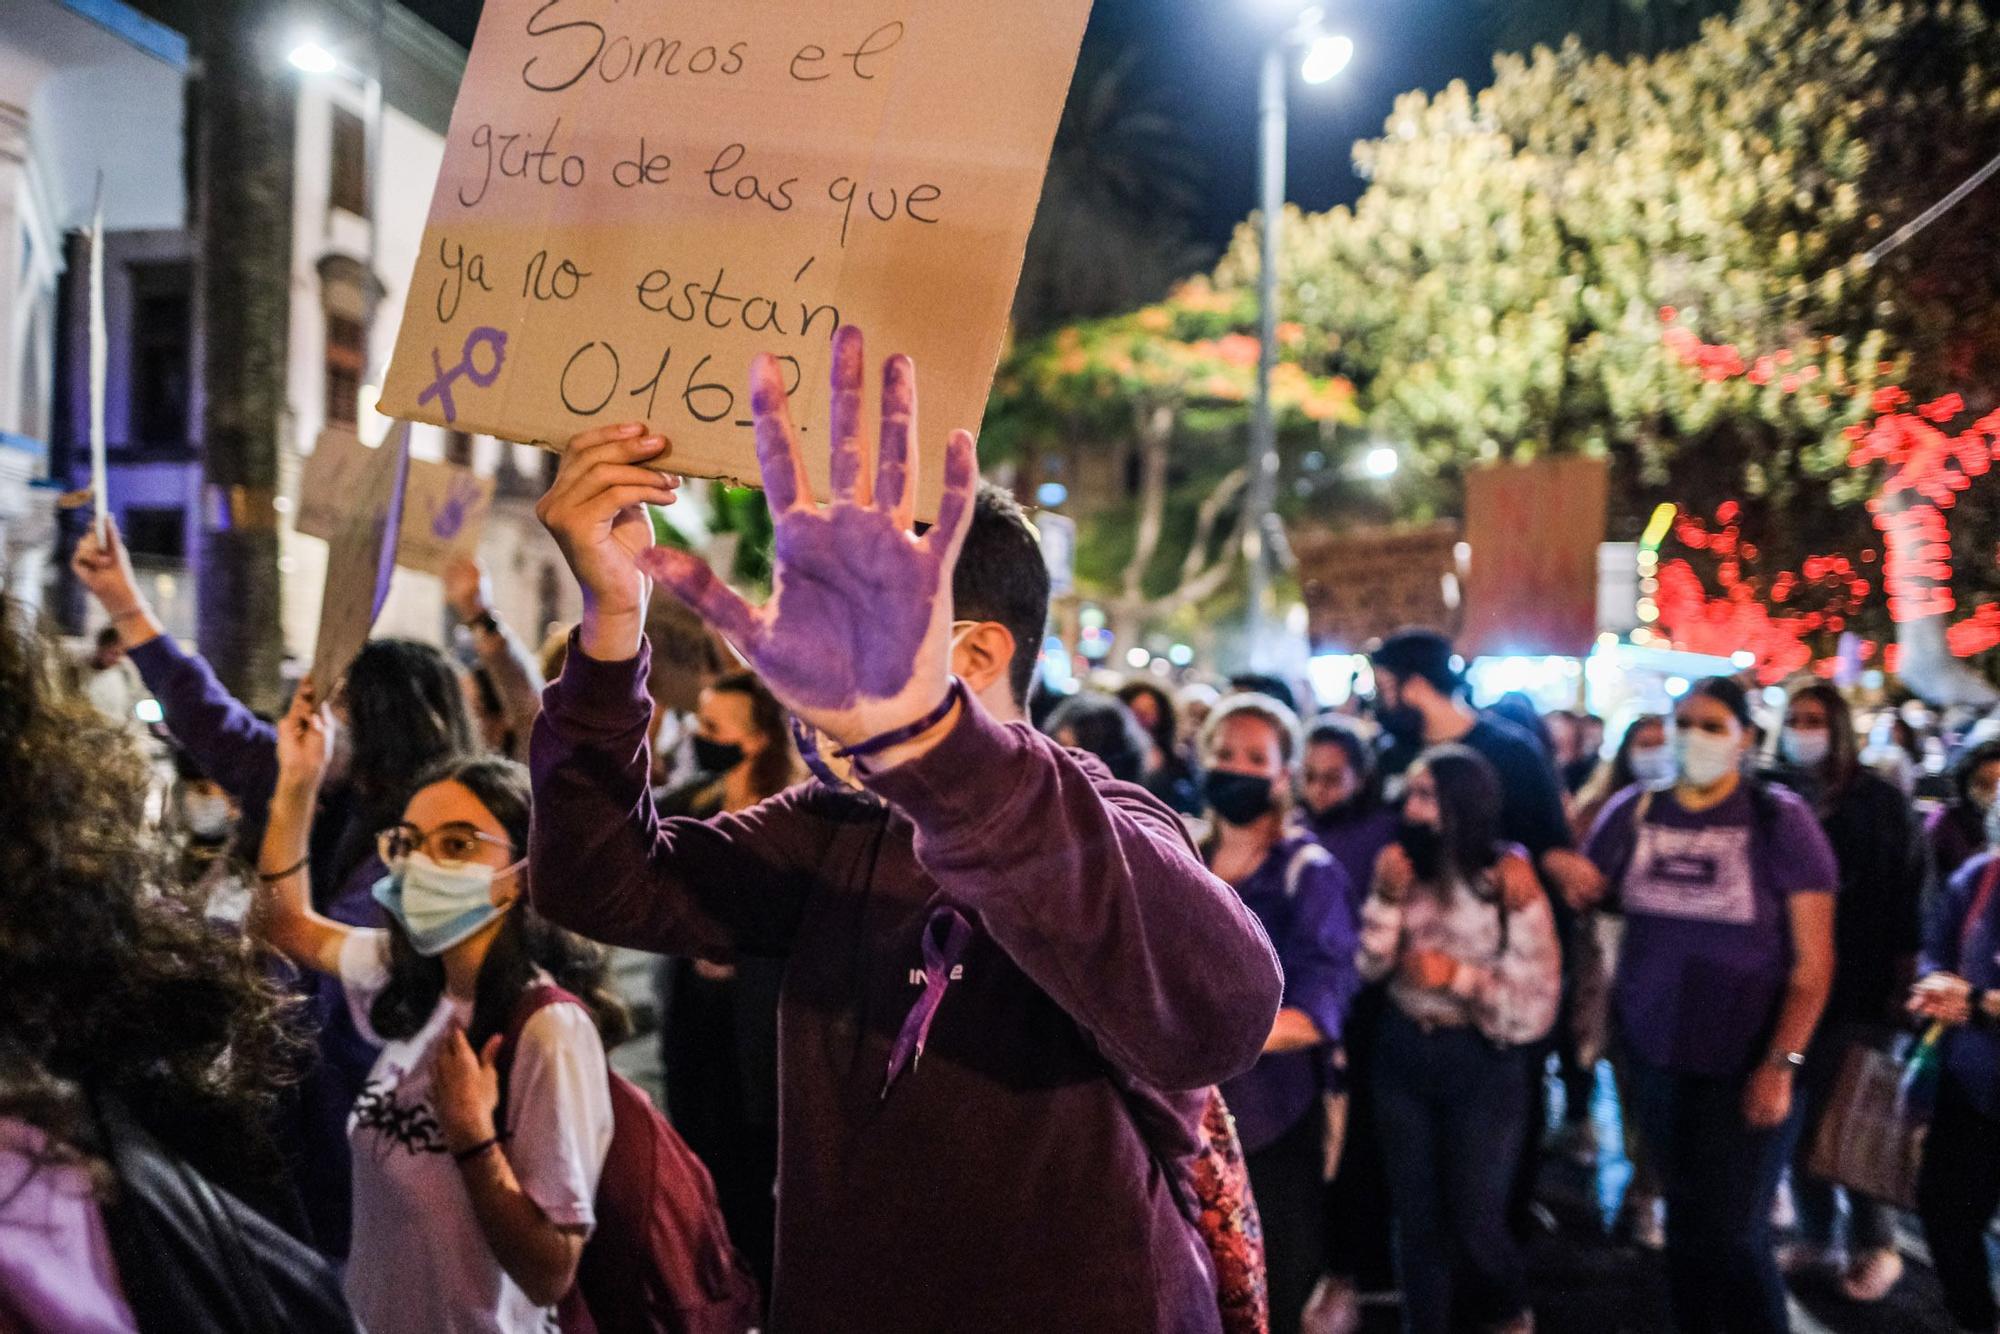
[255,686,630,1334]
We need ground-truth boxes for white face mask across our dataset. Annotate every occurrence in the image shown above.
[1675,729,1742,789]
[1781,726,1831,769]
[182,792,235,841]
[1627,745,1676,790]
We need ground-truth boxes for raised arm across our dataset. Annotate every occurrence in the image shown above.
[527,633,819,958]
[252,685,348,975]
[862,701,1283,1090]
[448,558,545,751]
[72,518,280,812]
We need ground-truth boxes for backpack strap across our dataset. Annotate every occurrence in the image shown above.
[496,982,586,1129]
[1603,788,1656,911]
[1282,842,1331,901]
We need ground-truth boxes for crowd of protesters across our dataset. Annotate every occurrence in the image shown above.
[9,335,2000,1334]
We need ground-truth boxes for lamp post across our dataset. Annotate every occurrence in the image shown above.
[1244,10,1352,667]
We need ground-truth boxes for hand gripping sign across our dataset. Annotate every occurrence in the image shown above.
[378,0,1090,522]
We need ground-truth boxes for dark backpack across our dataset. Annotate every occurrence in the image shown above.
[500,984,761,1334]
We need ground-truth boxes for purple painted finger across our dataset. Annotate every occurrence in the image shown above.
[827,326,869,505]
[636,546,764,651]
[922,429,979,561]
[876,354,916,529]
[750,354,812,515]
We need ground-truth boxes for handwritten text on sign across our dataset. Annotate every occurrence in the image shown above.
[380,0,1092,521]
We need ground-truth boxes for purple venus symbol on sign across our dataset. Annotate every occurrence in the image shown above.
[418,326,508,424]
[430,472,483,539]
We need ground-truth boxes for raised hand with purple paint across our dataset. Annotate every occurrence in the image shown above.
[641,326,977,754]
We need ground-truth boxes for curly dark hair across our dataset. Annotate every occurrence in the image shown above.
[368,755,632,1050]
[0,599,299,1186]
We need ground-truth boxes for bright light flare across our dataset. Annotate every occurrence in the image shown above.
[1300,34,1354,85]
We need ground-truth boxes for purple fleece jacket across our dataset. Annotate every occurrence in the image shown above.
[529,637,1284,1333]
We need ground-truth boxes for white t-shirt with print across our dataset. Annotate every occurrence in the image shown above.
[337,929,614,1334]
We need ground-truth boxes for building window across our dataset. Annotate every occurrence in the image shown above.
[330,105,370,219]
[445,429,473,467]
[325,315,364,428]
[131,264,193,448]
[124,506,186,560]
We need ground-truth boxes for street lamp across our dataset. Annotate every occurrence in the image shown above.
[1244,4,1353,667]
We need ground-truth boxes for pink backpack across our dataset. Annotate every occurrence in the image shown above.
[501,984,761,1334]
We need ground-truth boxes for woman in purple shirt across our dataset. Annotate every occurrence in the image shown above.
[1584,677,1835,1334]
[1199,694,1361,1334]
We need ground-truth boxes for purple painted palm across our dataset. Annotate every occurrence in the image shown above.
[637,326,977,742]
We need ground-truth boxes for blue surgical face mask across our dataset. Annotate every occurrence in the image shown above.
[1627,744,1676,790]
[372,851,522,957]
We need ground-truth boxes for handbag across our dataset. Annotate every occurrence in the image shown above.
[1804,1024,1944,1212]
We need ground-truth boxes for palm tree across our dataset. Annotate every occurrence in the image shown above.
[189,0,296,711]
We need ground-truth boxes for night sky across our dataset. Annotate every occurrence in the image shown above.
[402,0,1501,250]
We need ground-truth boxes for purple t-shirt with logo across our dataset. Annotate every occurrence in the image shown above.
[1586,782,1838,1079]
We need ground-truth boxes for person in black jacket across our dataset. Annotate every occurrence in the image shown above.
[1769,683,1926,1303]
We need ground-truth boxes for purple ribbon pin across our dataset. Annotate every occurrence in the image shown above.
[883,906,974,1098]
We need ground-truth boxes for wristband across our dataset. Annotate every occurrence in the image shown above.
[258,856,309,883]
[453,1135,504,1164]
[832,678,966,762]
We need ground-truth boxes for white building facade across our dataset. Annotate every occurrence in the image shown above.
[6,0,580,662]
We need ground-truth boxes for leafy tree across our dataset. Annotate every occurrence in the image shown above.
[1223,0,2000,695]
[984,279,1357,644]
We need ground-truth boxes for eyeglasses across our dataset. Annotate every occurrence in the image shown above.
[376,821,515,871]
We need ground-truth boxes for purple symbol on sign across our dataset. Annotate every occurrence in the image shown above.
[418,326,507,424]
[430,473,483,539]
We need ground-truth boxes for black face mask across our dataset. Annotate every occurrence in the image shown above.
[1378,703,1425,746]
[693,736,747,774]
[1397,820,1446,882]
[1205,771,1277,826]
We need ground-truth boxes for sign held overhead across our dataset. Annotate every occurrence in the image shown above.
[380,0,1093,521]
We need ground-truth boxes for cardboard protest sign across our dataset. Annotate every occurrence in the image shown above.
[379,0,1092,520]
[1460,455,1609,660]
[299,427,495,576]
[310,422,411,689]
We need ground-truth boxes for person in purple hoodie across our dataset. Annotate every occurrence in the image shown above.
[69,523,480,1260]
[1196,693,1360,1334]
[528,326,1284,1333]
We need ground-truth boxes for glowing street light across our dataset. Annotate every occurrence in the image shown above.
[1300,34,1354,85]
[287,39,340,75]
